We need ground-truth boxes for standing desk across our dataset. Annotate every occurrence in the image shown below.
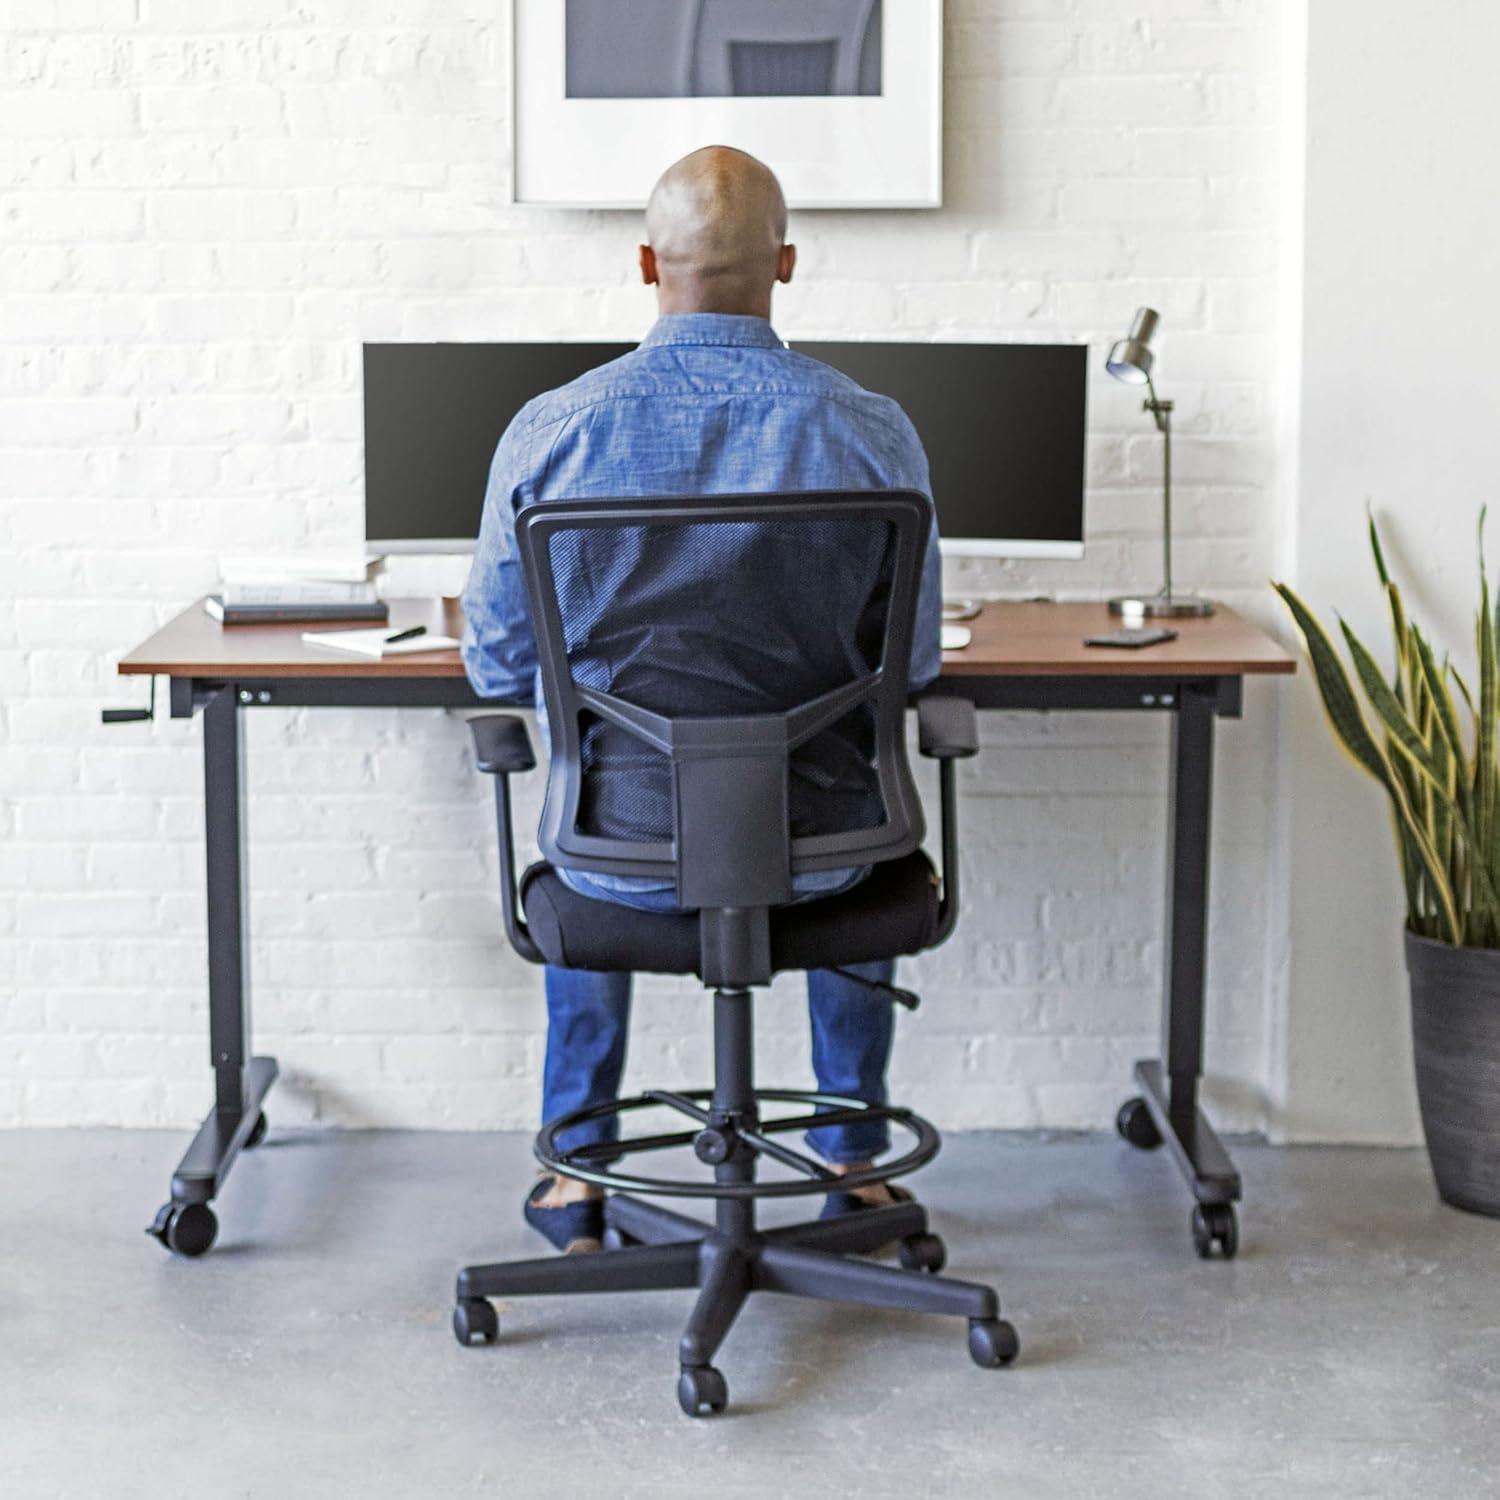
[118,598,1294,1257]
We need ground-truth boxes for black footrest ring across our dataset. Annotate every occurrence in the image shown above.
[535,1087,940,1201]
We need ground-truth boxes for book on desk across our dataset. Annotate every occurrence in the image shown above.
[207,550,390,625]
[204,594,391,626]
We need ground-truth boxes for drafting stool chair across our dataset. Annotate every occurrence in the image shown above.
[453,490,1018,1416]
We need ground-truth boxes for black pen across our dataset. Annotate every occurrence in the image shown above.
[383,624,427,644]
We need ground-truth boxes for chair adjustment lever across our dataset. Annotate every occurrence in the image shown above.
[828,968,921,1011]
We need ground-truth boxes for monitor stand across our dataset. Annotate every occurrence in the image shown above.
[942,598,982,621]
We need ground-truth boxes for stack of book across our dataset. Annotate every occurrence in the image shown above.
[205,552,389,625]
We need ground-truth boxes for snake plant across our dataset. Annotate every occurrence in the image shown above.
[1274,513,1500,950]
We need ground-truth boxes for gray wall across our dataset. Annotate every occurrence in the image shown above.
[1278,0,1500,1140]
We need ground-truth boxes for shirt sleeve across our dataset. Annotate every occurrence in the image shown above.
[459,417,539,702]
[888,415,943,691]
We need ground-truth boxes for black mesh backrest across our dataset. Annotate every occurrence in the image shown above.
[516,491,930,912]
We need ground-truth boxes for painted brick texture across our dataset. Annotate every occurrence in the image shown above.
[0,0,1287,1132]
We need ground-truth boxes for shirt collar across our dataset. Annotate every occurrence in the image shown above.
[639,313,785,351]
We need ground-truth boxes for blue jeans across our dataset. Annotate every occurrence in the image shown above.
[543,950,896,1166]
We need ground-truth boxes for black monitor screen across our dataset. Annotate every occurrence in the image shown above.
[363,341,1087,552]
[363,343,631,549]
[793,342,1086,554]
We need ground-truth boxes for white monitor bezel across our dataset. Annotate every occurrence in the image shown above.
[369,536,479,555]
[940,538,1084,561]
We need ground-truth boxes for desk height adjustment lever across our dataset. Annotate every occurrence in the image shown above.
[101,676,156,724]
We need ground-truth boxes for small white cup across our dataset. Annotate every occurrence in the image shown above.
[1119,598,1147,628]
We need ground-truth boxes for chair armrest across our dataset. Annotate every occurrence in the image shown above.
[917,695,978,760]
[469,714,536,775]
[915,696,978,946]
[467,715,543,964]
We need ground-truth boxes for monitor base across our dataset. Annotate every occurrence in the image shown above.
[942,597,983,621]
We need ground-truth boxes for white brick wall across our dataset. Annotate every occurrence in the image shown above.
[0,0,1288,1134]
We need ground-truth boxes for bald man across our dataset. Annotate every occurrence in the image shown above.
[461,147,942,1254]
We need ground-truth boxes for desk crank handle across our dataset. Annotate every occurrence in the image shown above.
[102,676,156,724]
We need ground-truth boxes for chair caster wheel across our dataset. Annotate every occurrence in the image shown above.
[601,1225,637,1251]
[1191,1203,1239,1260]
[1116,1097,1162,1150]
[146,1202,218,1258]
[453,1297,499,1346]
[677,1364,727,1417]
[243,1111,269,1149]
[898,1232,946,1273]
[968,1317,1020,1369]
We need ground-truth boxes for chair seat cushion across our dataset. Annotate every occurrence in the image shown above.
[521,852,942,976]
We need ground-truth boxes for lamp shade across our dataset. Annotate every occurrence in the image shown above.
[1105,306,1159,386]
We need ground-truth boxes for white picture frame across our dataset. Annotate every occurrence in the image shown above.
[510,0,943,210]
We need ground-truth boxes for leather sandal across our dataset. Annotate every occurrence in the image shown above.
[523,1175,605,1254]
[819,1180,916,1221]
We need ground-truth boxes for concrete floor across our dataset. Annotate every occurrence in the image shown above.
[1,1129,1496,1500]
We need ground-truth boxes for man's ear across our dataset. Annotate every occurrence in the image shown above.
[639,244,659,286]
[776,243,797,285]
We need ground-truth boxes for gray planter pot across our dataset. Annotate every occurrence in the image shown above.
[1405,930,1500,1217]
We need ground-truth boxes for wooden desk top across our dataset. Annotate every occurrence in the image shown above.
[939,600,1294,677]
[119,598,1295,682]
[119,598,468,679]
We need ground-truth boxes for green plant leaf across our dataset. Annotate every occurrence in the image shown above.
[1276,581,1463,942]
[1368,505,1391,588]
[1452,664,1477,722]
[1479,548,1496,900]
[1359,677,1500,936]
[1276,507,1500,949]
[1430,716,1454,880]
[1413,630,1469,792]
[1274,583,1387,781]
[1385,582,1410,702]
[1342,620,1442,782]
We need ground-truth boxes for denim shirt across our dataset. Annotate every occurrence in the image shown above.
[460,313,942,908]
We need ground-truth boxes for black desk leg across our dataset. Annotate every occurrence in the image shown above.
[1117,682,1243,1259]
[147,684,278,1257]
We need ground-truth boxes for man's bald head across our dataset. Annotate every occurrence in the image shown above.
[640,146,795,317]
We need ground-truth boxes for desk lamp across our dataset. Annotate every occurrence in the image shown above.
[1105,308,1215,618]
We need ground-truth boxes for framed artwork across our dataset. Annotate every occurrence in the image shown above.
[511,0,944,210]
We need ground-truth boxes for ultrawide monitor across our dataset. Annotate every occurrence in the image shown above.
[363,341,1087,557]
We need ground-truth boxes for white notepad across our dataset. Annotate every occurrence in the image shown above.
[301,628,461,659]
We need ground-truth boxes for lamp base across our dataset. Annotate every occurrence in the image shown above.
[1108,593,1217,619]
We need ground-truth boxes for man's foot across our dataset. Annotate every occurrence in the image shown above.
[523,1175,605,1254]
[819,1161,916,1220]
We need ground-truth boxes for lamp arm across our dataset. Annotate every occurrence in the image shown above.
[1144,373,1173,601]
[1143,372,1170,433]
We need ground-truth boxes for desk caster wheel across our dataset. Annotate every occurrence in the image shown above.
[968,1317,1020,1369]
[244,1111,269,1149]
[1191,1203,1239,1260]
[678,1364,727,1417]
[1116,1097,1162,1150]
[147,1202,218,1258]
[453,1298,498,1346]
[898,1232,946,1273]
